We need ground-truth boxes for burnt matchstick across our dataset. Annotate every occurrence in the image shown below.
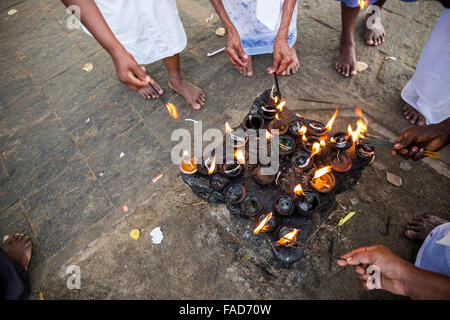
[273,72,281,99]
[147,81,178,119]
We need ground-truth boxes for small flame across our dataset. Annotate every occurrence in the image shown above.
[309,142,321,159]
[166,103,178,119]
[325,109,338,132]
[299,125,307,135]
[276,228,300,247]
[225,122,232,135]
[234,150,245,164]
[302,135,307,142]
[313,166,332,180]
[277,101,286,112]
[358,0,369,9]
[275,113,280,121]
[330,137,336,143]
[274,96,278,104]
[254,212,273,234]
[294,184,304,196]
[347,120,367,143]
[266,130,272,140]
[319,137,327,148]
[183,150,189,158]
[207,156,216,175]
[355,107,368,125]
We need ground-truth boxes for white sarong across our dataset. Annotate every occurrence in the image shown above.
[401,8,450,125]
[82,0,187,65]
[223,0,298,56]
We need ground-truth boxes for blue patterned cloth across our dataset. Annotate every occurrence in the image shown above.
[223,0,298,56]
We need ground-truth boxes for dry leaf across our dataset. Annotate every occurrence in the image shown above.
[355,61,368,72]
[8,9,18,16]
[82,63,94,72]
[215,27,226,37]
[386,172,402,187]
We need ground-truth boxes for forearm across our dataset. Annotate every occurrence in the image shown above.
[276,0,297,41]
[61,0,125,58]
[400,263,450,300]
[209,0,237,32]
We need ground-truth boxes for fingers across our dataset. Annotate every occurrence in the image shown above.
[277,56,293,75]
[338,246,378,266]
[125,69,149,91]
[268,55,281,74]
[226,46,247,68]
[393,128,416,150]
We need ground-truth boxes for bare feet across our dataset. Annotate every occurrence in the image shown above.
[403,104,426,126]
[281,47,300,76]
[235,55,253,77]
[2,234,32,271]
[405,215,447,241]
[168,78,206,110]
[364,11,386,46]
[336,37,357,77]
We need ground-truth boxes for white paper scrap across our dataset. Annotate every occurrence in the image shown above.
[150,227,163,244]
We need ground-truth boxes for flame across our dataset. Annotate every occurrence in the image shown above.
[254,212,273,234]
[266,130,272,140]
[355,107,368,125]
[225,122,232,135]
[234,149,245,164]
[319,137,327,148]
[347,119,367,143]
[325,109,338,132]
[277,101,286,112]
[302,135,307,142]
[299,125,307,135]
[183,150,189,158]
[358,0,369,9]
[309,142,321,159]
[276,228,300,247]
[313,166,332,180]
[274,96,278,104]
[275,113,280,121]
[294,184,304,196]
[330,137,336,143]
[207,156,216,175]
[166,103,178,119]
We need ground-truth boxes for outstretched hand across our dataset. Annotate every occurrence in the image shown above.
[225,28,248,70]
[267,38,293,75]
[392,121,449,160]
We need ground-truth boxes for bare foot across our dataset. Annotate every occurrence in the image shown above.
[405,215,447,241]
[2,234,32,271]
[336,37,357,77]
[364,11,386,46]
[168,78,206,110]
[281,47,300,76]
[234,55,253,77]
[403,104,426,126]
[137,66,164,99]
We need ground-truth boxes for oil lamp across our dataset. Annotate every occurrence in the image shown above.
[268,113,288,135]
[278,135,296,156]
[225,184,246,205]
[274,226,300,247]
[197,156,217,175]
[308,166,335,193]
[243,114,264,131]
[259,103,277,120]
[179,150,197,174]
[289,120,307,136]
[330,132,352,151]
[330,150,352,173]
[302,135,320,153]
[275,196,295,216]
[210,173,230,192]
[261,88,279,104]
[356,143,375,160]
[241,196,262,217]
[225,122,248,149]
[222,160,243,178]
[307,121,327,136]
[291,151,313,172]
[295,190,322,216]
[254,167,276,185]
[254,211,277,234]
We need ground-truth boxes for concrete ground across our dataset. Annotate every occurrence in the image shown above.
[0,0,449,299]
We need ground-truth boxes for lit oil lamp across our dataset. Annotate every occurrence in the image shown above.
[330,132,352,151]
[234,149,246,164]
[295,190,322,216]
[307,121,327,136]
[222,160,243,178]
[225,184,246,205]
[346,119,368,157]
[197,156,217,175]
[308,166,335,193]
[179,150,197,174]
[356,143,375,160]
[254,167,276,185]
[275,196,295,216]
[330,150,352,173]
[225,122,248,148]
[243,114,264,131]
[259,103,278,120]
[268,113,288,135]
[241,196,262,217]
[291,151,313,173]
[261,88,279,104]
[325,109,338,132]
[289,120,307,136]
[274,226,301,247]
[278,135,296,156]
[254,211,277,234]
[302,135,320,153]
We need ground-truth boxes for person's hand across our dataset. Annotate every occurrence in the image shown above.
[337,245,412,296]
[392,122,449,161]
[111,48,154,92]
[267,37,293,75]
[225,27,248,70]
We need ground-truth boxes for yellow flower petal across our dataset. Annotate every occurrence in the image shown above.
[338,211,356,226]
[129,229,140,240]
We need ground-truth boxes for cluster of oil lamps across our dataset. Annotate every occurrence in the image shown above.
[179,88,374,249]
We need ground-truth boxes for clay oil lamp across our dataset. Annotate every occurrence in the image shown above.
[275,196,295,216]
[291,151,313,173]
[243,113,264,131]
[222,160,243,178]
[261,88,279,104]
[330,132,352,151]
[274,226,301,247]
[225,122,248,149]
[307,121,327,137]
[278,135,296,156]
[295,189,322,217]
[210,173,230,192]
[179,150,197,175]
[308,166,335,193]
[197,155,217,175]
[253,211,277,234]
[225,184,246,205]
[241,196,262,217]
[356,143,375,161]
[302,135,320,153]
[254,167,276,185]
[260,103,278,120]
[268,113,288,135]
[289,120,307,137]
[329,132,353,172]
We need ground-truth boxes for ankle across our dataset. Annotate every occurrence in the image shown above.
[340,34,355,46]
[168,75,184,86]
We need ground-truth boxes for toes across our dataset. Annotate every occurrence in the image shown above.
[15,233,24,241]
[350,65,357,76]
[405,229,418,240]
[366,37,374,46]
[410,114,418,125]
